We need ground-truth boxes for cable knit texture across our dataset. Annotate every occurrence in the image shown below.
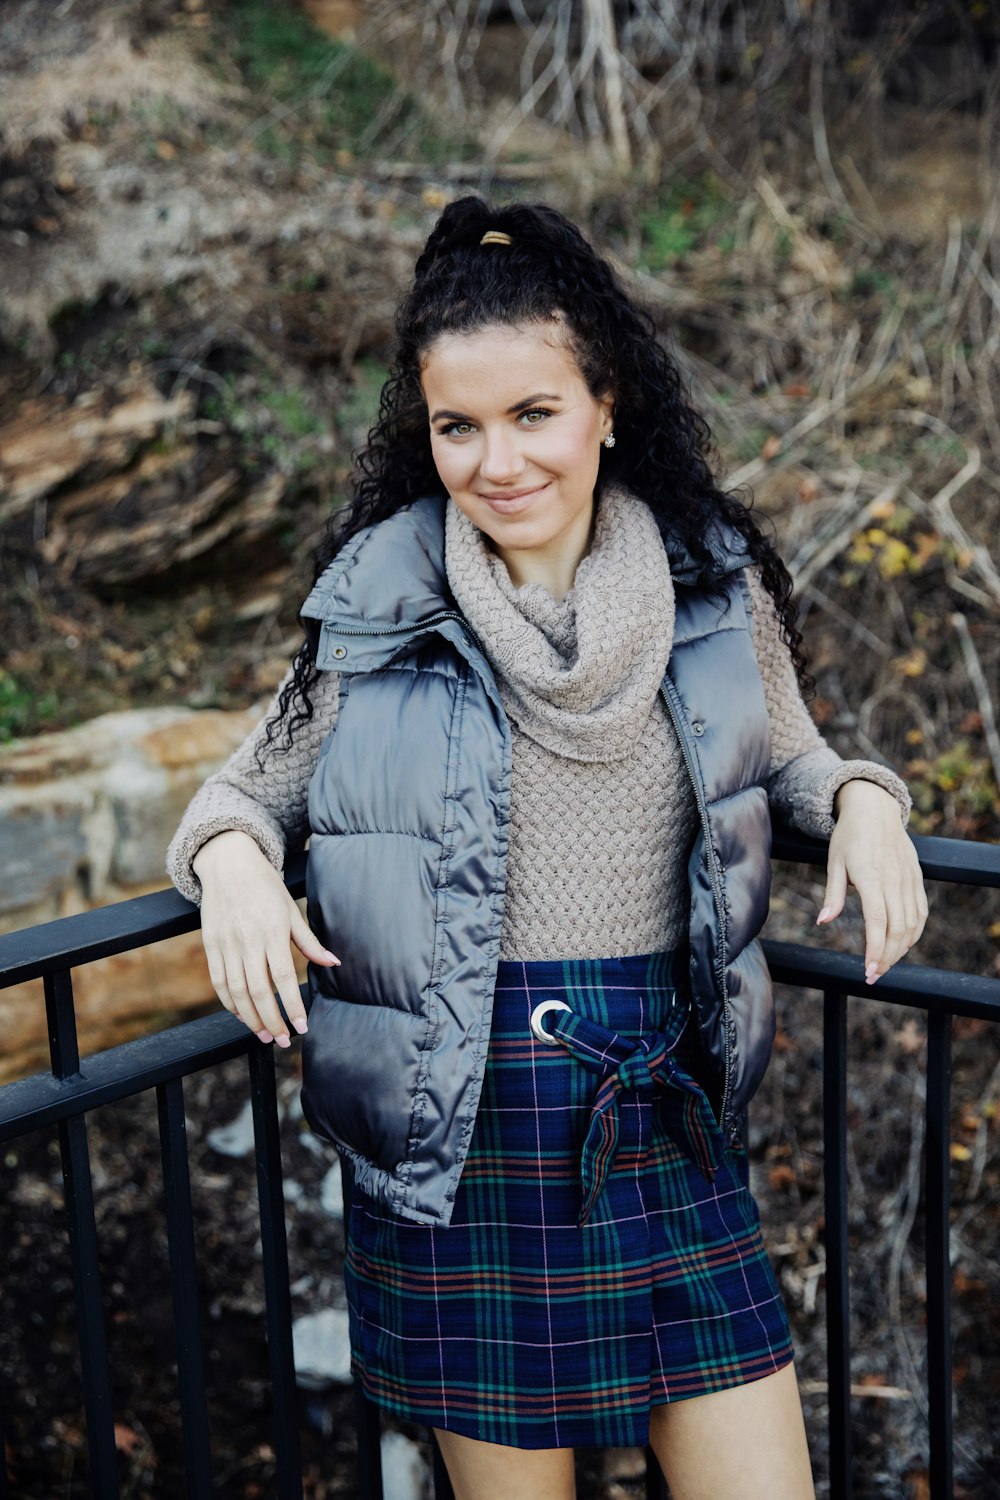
[445,484,675,762]
[166,487,912,959]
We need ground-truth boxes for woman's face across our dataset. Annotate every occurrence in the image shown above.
[420,321,614,587]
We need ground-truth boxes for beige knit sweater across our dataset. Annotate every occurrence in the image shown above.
[167,488,910,960]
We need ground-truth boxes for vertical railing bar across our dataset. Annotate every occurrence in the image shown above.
[58,1111,120,1498]
[925,1010,954,1499]
[644,1446,670,1499]
[247,1045,303,1500]
[44,968,81,1081]
[156,1077,214,1499]
[823,987,852,1500]
[0,1397,11,1498]
[354,1389,383,1500]
[430,1431,454,1500]
[341,1159,384,1500]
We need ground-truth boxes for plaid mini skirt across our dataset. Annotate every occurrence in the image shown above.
[344,950,794,1450]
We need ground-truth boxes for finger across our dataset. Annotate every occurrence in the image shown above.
[875,897,911,976]
[265,939,310,1038]
[289,905,341,967]
[857,888,887,983]
[817,855,847,925]
[220,948,271,1041]
[205,947,238,1017]
[242,952,292,1046]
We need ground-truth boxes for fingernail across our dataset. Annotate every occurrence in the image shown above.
[258,1030,274,1043]
[865,963,879,985]
[817,907,832,924]
[323,950,341,965]
[275,1034,291,1049]
[292,1017,308,1035]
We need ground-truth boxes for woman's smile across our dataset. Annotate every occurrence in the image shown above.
[420,320,614,598]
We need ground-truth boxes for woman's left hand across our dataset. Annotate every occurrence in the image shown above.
[817,779,928,983]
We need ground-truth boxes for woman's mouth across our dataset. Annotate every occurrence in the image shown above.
[478,482,550,514]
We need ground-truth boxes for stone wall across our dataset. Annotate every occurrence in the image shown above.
[0,702,265,1082]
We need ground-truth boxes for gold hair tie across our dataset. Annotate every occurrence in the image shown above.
[479,230,513,247]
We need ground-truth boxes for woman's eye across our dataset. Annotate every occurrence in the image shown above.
[521,409,549,425]
[439,421,474,436]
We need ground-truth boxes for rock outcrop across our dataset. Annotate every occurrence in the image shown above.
[0,701,267,1081]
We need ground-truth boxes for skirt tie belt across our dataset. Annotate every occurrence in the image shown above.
[533,1006,724,1227]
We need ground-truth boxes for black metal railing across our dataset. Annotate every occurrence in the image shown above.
[0,832,998,1500]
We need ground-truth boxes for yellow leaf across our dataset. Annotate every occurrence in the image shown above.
[911,532,940,569]
[950,1143,972,1162]
[879,538,913,578]
[893,648,927,678]
[988,920,1000,939]
[906,729,924,746]
[870,497,897,521]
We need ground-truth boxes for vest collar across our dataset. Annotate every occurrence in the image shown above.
[299,489,752,645]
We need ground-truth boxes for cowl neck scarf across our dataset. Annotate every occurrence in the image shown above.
[444,481,675,763]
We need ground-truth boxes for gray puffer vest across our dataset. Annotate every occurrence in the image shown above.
[299,494,774,1226]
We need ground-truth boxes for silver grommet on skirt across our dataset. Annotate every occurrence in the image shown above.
[529,998,572,1045]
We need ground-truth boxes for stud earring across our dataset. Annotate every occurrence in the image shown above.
[603,431,616,449]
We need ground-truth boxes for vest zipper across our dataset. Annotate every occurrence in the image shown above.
[658,679,733,1134]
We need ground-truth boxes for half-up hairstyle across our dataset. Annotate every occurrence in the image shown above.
[260,196,810,759]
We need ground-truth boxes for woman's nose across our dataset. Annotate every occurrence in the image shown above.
[478,428,526,482]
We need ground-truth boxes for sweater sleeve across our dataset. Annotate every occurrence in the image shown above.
[165,666,341,905]
[744,567,911,838]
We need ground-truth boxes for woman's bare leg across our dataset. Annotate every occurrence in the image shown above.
[648,1362,815,1500]
[432,1428,576,1500]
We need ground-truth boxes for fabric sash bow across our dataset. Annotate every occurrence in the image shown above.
[540,1008,725,1227]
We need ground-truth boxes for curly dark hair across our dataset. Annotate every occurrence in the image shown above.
[260,195,810,760]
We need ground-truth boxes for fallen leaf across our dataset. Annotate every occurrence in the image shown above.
[768,1164,798,1191]
[760,434,782,460]
[893,648,927,678]
[906,1466,930,1500]
[896,1018,923,1055]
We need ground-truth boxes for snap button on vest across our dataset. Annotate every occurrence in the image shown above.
[333,645,347,659]
[691,720,705,736]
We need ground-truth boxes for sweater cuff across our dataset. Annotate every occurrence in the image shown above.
[816,760,912,838]
[768,747,912,840]
[166,811,287,906]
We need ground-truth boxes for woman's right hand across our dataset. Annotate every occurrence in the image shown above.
[192,830,340,1047]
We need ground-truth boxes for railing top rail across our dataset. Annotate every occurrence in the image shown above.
[0,831,996,991]
[771,828,1000,886]
[762,939,1000,1021]
[0,853,309,989]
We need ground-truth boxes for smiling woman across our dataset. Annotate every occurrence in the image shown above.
[166,197,925,1500]
[423,323,614,598]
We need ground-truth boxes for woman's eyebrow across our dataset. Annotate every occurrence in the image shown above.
[430,393,562,422]
[508,392,561,413]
